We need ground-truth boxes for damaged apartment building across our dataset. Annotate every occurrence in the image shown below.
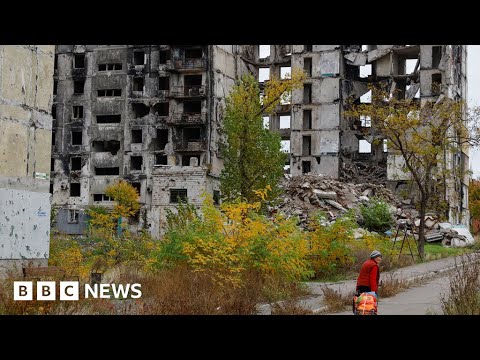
[51,45,469,237]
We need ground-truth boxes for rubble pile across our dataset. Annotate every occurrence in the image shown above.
[341,160,387,185]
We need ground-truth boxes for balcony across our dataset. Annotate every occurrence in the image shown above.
[173,140,207,152]
[166,112,207,125]
[168,85,206,98]
[166,58,207,72]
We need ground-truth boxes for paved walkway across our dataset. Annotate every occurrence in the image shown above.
[257,252,480,315]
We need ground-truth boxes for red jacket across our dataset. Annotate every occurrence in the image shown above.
[356,258,380,292]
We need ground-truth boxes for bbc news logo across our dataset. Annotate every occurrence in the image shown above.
[14,281,142,301]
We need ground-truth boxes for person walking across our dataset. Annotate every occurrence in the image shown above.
[356,250,382,296]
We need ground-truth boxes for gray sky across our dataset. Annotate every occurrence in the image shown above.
[468,45,480,179]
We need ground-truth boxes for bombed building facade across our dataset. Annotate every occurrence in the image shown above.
[0,45,55,274]
[51,45,469,237]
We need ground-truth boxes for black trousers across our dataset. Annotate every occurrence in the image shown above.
[356,286,371,296]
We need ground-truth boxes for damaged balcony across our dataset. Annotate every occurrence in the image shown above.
[166,53,207,72]
[168,85,207,98]
[174,140,207,152]
[166,112,206,125]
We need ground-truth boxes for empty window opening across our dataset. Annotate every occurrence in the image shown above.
[184,75,202,95]
[153,102,169,116]
[359,139,371,153]
[185,48,202,59]
[73,79,85,94]
[92,140,120,155]
[302,161,311,174]
[280,92,291,105]
[54,54,58,70]
[304,84,312,103]
[131,129,142,143]
[131,182,141,195]
[133,51,145,65]
[71,157,82,171]
[157,129,168,150]
[74,53,85,69]
[97,89,121,97]
[52,105,57,119]
[71,131,82,145]
[302,135,311,155]
[259,68,270,83]
[155,154,168,165]
[51,158,55,171]
[383,139,388,153]
[263,116,270,129]
[133,77,144,92]
[360,90,371,103]
[98,63,122,71]
[73,105,83,119]
[284,164,291,173]
[360,115,371,127]
[68,209,79,223]
[132,103,150,118]
[95,167,119,175]
[213,190,220,205]
[432,73,442,95]
[361,45,368,51]
[303,110,312,130]
[279,115,291,129]
[53,80,58,95]
[159,76,169,90]
[170,189,187,203]
[131,156,143,171]
[432,46,442,68]
[50,183,53,194]
[304,58,312,77]
[96,115,121,123]
[360,64,372,78]
[182,155,200,167]
[159,50,170,64]
[304,45,312,52]
[281,140,290,153]
[259,45,270,59]
[406,59,417,74]
[70,183,80,197]
[52,131,56,146]
[93,194,112,202]
[281,66,291,80]
[184,101,201,113]
[184,128,201,142]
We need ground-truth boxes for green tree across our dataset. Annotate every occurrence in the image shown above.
[470,179,480,223]
[220,69,306,203]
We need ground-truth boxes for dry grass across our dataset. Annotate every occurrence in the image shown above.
[441,253,480,315]
[270,299,313,315]
[377,273,409,298]
[320,286,353,313]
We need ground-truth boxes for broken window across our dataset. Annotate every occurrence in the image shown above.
[259,45,270,59]
[98,63,122,71]
[68,209,79,223]
[170,189,187,203]
[53,80,58,95]
[361,45,368,51]
[54,54,58,70]
[157,129,168,150]
[184,127,201,142]
[73,79,85,94]
[132,103,150,118]
[73,106,83,119]
[304,58,312,77]
[52,105,57,120]
[96,115,121,123]
[406,59,417,74]
[280,92,291,105]
[184,101,201,113]
[432,46,442,68]
[97,89,122,97]
[133,77,144,92]
[302,161,311,174]
[71,157,82,171]
[182,155,200,167]
[360,64,371,78]
[279,115,291,129]
[159,76,169,90]
[259,68,270,83]
[131,156,143,171]
[155,154,168,165]
[213,190,220,205]
[304,45,312,52]
[131,129,142,143]
[153,102,169,116]
[159,50,170,64]
[92,140,120,154]
[93,194,112,202]
[70,183,80,197]
[131,182,141,195]
[133,51,145,65]
[185,48,202,59]
[280,140,290,153]
[51,158,54,171]
[95,167,120,175]
[383,139,388,153]
[302,135,311,155]
[50,183,53,194]
[74,53,85,69]
[263,116,270,129]
[359,139,371,153]
[303,84,312,104]
[52,131,56,146]
[360,90,371,104]
[303,110,312,130]
[360,115,371,127]
[184,75,202,95]
[71,131,82,145]
[431,73,442,95]
[281,66,291,80]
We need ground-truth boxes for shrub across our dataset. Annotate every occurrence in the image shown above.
[360,197,394,232]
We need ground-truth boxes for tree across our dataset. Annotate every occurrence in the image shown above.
[346,88,480,256]
[220,69,306,203]
[470,179,480,224]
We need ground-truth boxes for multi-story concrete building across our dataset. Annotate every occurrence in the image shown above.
[0,45,55,275]
[51,45,469,237]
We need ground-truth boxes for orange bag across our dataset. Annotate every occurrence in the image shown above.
[353,292,378,315]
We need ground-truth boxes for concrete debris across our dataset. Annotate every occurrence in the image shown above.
[341,160,387,185]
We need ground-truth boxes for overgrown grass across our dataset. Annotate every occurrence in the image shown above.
[378,273,410,298]
[424,243,469,261]
[320,286,353,313]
